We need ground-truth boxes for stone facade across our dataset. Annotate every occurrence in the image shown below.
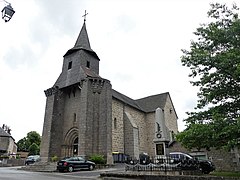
[111,93,178,159]
[40,20,240,172]
[40,21,178,164]
[0,126,17,158]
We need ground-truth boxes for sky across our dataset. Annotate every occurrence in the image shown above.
[0,0,239,142]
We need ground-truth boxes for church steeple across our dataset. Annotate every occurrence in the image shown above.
[64,21,99,59]
[55,19,100,88]
[74,21,91,50]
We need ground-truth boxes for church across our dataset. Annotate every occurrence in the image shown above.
[40,20,178,164]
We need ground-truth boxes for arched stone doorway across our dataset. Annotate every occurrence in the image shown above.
[63,127,79,157]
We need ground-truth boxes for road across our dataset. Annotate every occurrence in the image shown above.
[0,164,125,180]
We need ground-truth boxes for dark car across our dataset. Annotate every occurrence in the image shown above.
[25,155,40,165]
[169,152,215,174]
[57,156,95,172]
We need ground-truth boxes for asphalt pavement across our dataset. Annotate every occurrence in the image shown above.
[0,164,125,180]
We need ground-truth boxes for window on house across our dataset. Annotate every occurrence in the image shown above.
[68,61,72,70]
[87,61,90,68]
[114,118,117,129]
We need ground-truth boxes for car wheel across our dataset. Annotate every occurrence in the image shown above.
[88,164,94,171]
[58,169,64,173]
[68,166,74,172]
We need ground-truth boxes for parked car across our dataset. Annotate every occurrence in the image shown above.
[169,152,215,174]
[57,156,95,172]
[25,155,40,165]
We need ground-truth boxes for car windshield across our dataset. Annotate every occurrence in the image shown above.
[27,155,40,160]
[170,153,193,160]
[65,156,85,161]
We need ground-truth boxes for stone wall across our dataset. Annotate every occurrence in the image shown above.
[112,99,152,158]
[124,111,137,158]
[0,136,9,150]
[146,112,156,157]
[112,99,124,153]
[62,88,81,138]
[163,95,178,134]
[40,89,55,162]
[48,88,64,160]
[84,78,113,163]
[124,106,147,154]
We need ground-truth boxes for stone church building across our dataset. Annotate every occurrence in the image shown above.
[40,21,178,164]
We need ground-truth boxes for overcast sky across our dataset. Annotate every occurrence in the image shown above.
[0,0,238,142]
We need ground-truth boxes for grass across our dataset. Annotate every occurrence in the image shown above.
[210,171,240,177]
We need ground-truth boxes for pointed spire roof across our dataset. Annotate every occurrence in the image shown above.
[74,22,91,49]
[64,22,99,60]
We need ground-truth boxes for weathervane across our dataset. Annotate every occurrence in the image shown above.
[82,10,88,22]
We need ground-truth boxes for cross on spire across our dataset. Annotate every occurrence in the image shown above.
[82,10,88,22]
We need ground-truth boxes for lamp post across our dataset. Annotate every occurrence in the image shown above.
[1,0,15,22]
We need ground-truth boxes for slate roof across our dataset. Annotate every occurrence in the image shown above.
[112,90,174,114]
[0,127,10,137]
[136,93,169,113]
[64,22,99,60]
[112,89,143,110]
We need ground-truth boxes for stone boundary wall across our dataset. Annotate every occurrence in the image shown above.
[101,172,239,180]
[0,159,25,166]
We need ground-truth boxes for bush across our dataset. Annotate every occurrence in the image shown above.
[51,155,58,162]
[89,154,106,164]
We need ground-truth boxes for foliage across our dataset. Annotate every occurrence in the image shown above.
[16,137,29,152]
[176,123,212,151]
[89,154,106,164]
[176,118,240,150]
[51,155,58,162]
[17,131,41,155]
[28,143,39,156]
[179,3,240,150]
[26,131,41,146]
[0,155,9,159]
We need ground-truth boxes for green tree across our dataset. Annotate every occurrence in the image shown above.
[28,143,40,156]
[178,3,240,150]
[17,131,41,155]
[26,131,41,146]
[177,123,212,151]
[16,137,29,152]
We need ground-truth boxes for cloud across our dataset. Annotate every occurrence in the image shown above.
[1,0,239,141]
[3,45,38,69]
[33,0,86,35]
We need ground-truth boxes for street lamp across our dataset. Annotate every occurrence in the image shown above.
[1,0,15,22]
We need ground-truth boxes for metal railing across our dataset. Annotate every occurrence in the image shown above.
[125,155,199,172]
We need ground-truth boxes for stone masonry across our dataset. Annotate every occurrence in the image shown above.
[40,21,178,164]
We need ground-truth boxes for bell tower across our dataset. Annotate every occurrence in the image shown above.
[40,19,113,164]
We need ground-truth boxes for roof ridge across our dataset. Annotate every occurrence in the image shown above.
[135,92,169,101]
[112,89,143,111]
